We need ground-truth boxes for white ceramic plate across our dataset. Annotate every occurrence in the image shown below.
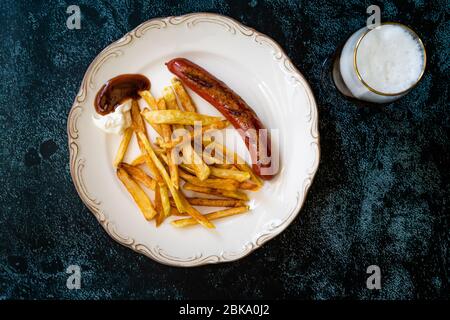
[68,13,319,267]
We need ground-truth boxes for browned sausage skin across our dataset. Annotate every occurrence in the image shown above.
[166,58,275,180]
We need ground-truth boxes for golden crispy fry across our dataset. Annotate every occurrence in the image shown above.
[160,88,210,181]
[155,149,169,166]
[192,150,211,180]
[157,98,179,189]
[131,101,163,183]
[210,167,250,182]
[137,131,184,212]
[178,193,215,228]
[155,136,183,149]
[192,120,230,143]
[154,184,164,227]
[180,163,196,175]
[152,144,166,155]
[201,152,222,165]
[214,163,236,170]
[162,86,179,110]
[138,90,158,110]
[133,95,163,136]
[182,144,210,181]
[157,98,179,188]
[183,182,249,201]
[204,120,231,130]
[141,150,162,182]
[147,121,164,136]
[188,120,231,147]
[142,109,223,126]
[205,140,264,187]
[113,127,133,168]
[130,100,146,133]
[239,181,261,191]
[116,168,157,220]
[159,184,171,218]
[170,206,188,216]
[157,99,172,142]
[168,150,179,189]
[155,120,230,149]
[170,197,246,207]
[179,170,239,191]
[130,154,148,166]
[171,78,197,112]
[171,206,249,228]
[163,86,186,135]
[119,163,156,190]
[237,163,264,187]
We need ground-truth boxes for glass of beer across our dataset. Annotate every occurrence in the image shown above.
[333,22,426,103]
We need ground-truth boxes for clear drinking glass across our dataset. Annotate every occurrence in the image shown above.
[333,22,426,103]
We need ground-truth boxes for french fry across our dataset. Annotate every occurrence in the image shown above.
[183,182,249,201]
[210,167,250,182]
[159,184,171,218]
[171,206,249,228]
[201,152,222,165]
[180,163,196,175]
[179,170,239,191]
[170,206,188,216]
[156,130,210,184]
[157,98,179,189]
[171,77,197,112]
[152,144,166,155]
[130,154,148,166]
[147,121,164,136]
[139,148,161,182]
[119,163,156,190]
[157,98,172,142]
[137,131,184,212]
[178,192,215,228]
[155,136,183,149]
[214,163,235,170]
[181,162,218,186]
[142,109,223,126]
[163,86,187,134]
[154,120,230,149]
[237,163,264,188]
[155,149,169,166]
[134,93,163,135]
[161,87,211,182]
[131,100,147,133]
[205,140,264,187]
[183,144,210,181]
[116,168,157,220]
[131,101,163,183]
[113,127,133,168]
[170,197,246,207]
[138,90,158,110]
[239,181,261,191]
[162,86,179,111]
[203,119,230,130]
[154,184,164,227]
[168,150,180,189]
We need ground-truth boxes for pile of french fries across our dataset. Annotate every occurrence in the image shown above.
[114,78,264,229]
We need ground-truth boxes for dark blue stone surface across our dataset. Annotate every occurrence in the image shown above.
[0,0,448,299]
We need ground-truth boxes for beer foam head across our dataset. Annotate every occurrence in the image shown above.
[356,24,425,94]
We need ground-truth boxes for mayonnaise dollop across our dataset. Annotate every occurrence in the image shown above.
[92,99,132,135]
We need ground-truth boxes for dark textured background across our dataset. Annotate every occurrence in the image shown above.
[0,0,448,300]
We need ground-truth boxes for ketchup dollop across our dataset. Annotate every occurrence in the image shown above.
[94,74,150,115]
